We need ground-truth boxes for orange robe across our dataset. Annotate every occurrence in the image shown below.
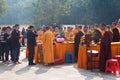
[64,30,74,41]
[53,32,59,37]
[37,30,44,42]
[35,30,44,62]
[72,28,78,35]
[43,30,54,64]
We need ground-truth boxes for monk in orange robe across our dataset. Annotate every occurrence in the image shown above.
[64,27,74,41]
[43,26,54,65]
[72,25,78,35]
[53,27,60,37]
[37,27,44,42]
[36,27,44,63]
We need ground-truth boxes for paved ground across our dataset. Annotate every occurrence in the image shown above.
[0,47,120,80]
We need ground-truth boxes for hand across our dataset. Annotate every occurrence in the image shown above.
[7,35,11,39]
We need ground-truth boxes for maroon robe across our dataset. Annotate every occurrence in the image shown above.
[112,28,120,42]
[99,31,112,72]
[74,31,84,60]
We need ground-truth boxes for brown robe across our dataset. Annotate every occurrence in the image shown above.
[99,31,113,72]
[74,31,84,60]
[112,28,120,42]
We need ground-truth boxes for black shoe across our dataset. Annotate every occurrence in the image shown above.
[29,63,36,66]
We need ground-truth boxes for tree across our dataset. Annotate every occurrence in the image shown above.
[64,0,120,25]
[69,0,94,24]
[0,0,7,15]
[32,0,71,26]
[0,0,120,25]
[0,0,34,24]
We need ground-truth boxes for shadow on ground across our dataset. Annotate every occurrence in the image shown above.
[73,64,120,80]
[15,65,31,75]
[0,62,16,74]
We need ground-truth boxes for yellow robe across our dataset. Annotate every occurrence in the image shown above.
[36,30,44,62]
[72,28,78,35]
[37,30,44,42]
[43,30,54,64]
[64,30,74,41]
[53,32,59,37]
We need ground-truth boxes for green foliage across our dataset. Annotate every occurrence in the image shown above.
[0,0,8,15]
[32,0,71,26]
[61,0,120,25]
[0,0,34,24]
[0,0,120,25]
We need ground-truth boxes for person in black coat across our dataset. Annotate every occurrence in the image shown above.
[27,25,38,65]
[0,27,7,62]
[6,26,12,61]
[74,25,84,61]
[21,28,26,46]
[11,24,21,64]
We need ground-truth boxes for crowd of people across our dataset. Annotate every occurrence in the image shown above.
[0,21,120,72]
[25,21,120,68]
[0,24,22,64]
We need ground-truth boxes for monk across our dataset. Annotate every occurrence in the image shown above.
[74,25,84,61]
[117,23,120,31]
[43,26,54,65]
[53,27,60,37]
[64,27,74,41]
[37,27,44,43]
[36,27,44,62]
[83,26,88,34]
[93,24,102,43]
[72,25,78,35]
[112,22,120,42]
[107,25,113,42]
[99,24,112,72]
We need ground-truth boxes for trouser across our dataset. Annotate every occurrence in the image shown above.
[0,43,1,60]
[12,47,20,62]
[22,37,25,46]
[0,52,1,60]
[74,45,79,61]
[10,50,13,61]
[28,46,34,64]
[5,46,10,61]
[1,43,7,61]
[7,46,13,61]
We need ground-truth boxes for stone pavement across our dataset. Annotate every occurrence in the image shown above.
[0,47,120,80]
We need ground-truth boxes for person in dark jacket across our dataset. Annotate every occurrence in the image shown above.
[21,28,26,46]
[11,24,21,64]
[74,25,84,61]
[27,25,38,65]
[0,27,7,62]
[0,27,1,61]
[6,26,12,61]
